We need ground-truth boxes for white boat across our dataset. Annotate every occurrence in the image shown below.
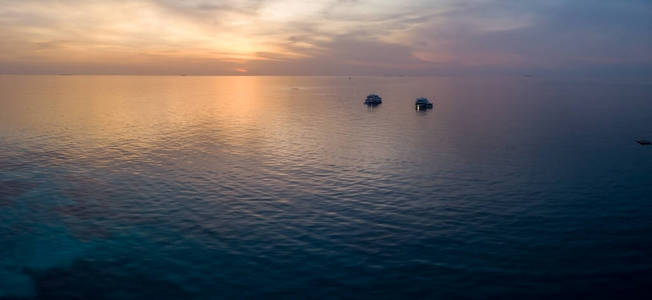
[415,97,433,110]
[364,94,382,105]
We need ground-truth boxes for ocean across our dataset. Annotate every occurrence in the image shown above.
[1,75,651,298]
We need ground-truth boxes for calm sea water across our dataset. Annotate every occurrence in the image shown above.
[1,75,651,299]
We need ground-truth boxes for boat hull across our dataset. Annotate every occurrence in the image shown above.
[415,103,433,110]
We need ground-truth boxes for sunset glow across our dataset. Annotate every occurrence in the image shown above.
[1,0,651,75]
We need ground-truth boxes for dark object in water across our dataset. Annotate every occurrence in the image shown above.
[364,94,382,105]
[415,97,433,110]
[636,139,651,145]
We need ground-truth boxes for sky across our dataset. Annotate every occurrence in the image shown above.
[0,0,651,76]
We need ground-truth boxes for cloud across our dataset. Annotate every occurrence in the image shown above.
[407,0,652,70]
[0,0,650,76]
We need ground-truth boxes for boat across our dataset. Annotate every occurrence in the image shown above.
[636,139,651,145]
[364,94,382,105]
[415,97,433,110]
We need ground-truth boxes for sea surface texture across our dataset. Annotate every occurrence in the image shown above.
[1,75,651,299]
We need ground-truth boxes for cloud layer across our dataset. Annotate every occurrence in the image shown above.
[0,0,650,76]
